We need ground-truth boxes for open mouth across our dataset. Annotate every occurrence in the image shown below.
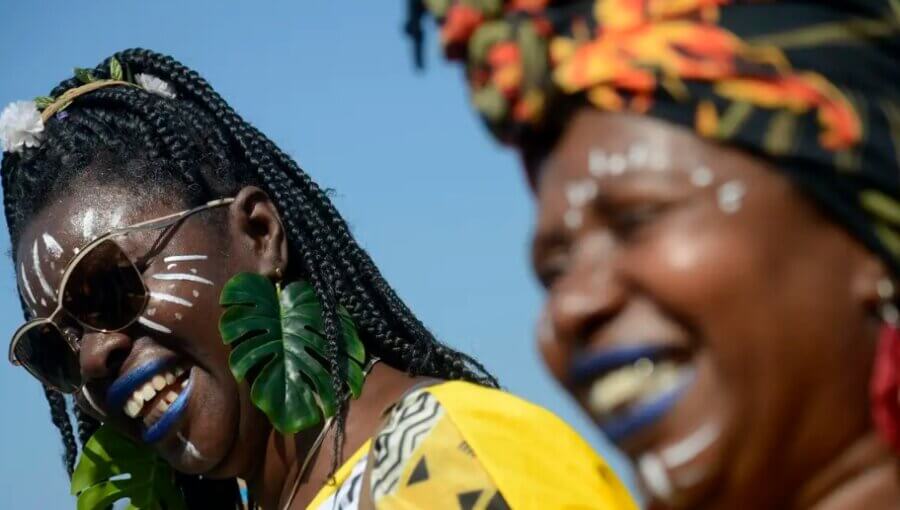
[571,345,695,442]
[106,358,195,443]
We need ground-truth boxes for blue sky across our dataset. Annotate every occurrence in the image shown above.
[0,1,632,506]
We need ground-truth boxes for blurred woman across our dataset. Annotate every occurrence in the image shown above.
[414,0,900,507]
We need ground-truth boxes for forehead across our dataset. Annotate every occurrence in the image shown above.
[15,185,182,268]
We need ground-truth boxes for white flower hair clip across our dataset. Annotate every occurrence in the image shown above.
[0,57,178,154]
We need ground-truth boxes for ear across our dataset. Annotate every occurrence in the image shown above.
[229,186,288,278]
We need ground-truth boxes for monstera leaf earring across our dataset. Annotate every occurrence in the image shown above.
[219,272,367,433]
[72,425,186,510]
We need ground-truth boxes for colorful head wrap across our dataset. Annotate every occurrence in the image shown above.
[416,0,900,266]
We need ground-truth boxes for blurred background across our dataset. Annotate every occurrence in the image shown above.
[0,1,632,506]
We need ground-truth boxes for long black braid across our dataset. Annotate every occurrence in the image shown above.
[2,48,497,508]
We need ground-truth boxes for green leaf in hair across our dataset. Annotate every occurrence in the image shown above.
[74,68,97,85]
[219,273,366,434]
[71,425,186,510]
[33,96,55,109]
[109,58,124,81]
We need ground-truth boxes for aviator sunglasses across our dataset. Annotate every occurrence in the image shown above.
[7,198,234,393]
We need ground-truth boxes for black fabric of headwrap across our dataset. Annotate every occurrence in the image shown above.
[420,0,900,273]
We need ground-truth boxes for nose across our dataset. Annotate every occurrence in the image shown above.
[79,331,134,381]
[546,232,627,354]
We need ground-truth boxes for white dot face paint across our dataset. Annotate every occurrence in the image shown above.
[175,313,183,321]
[627,142,650,168]
[41,233,64,259]
[189,268,198,274]
[690,166,714,188]
[566,179,598,208]
[192,290,200,298]
[717,180,746,214]
[564,209,583,230]
[166,263,178,270]
[147,308,157,317]
[589,148,608,177]
[608,153,627,175]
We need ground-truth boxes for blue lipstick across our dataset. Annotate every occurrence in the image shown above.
[570,345,670,384]
[107,358,176,410]
[600,371,695,442]
[142,377,193,443]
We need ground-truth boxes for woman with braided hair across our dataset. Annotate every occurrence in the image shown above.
[0,49,635,509]
[412,0,900,508]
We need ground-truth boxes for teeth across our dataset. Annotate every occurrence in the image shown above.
[119,366,189,421]
[588,359,685,417]
[141,382,157,401]
[157,399,170,413]
[125,399,142,418]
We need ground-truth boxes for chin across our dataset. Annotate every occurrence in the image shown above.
[575,349,735,508]
[150,367,241,475]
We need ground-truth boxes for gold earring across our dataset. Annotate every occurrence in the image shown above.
[878,278,898,325]
[274,267,284,281]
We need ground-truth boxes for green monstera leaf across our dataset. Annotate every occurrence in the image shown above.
[71,425,186,510]
[219,273,366,434]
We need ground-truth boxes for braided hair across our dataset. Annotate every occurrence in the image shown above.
[2,48,497,508]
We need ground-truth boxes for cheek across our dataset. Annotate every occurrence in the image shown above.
[624,210,789,386]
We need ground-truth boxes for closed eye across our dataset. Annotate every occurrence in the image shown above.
[607,203,672,241]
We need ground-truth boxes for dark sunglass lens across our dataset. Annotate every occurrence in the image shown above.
[63,240,146,331]
[14,323,80,392]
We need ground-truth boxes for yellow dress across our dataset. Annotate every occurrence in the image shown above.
[307,381,637,510]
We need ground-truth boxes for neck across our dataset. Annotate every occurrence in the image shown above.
[246,363,432,510]
[792,431,899,510]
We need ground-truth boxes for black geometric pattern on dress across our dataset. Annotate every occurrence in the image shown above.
[407,457,429,486]
[315,454,367,510]
[457,490,482,510]
[457,440,475,457]
[370,389,444,499]
[484,490,511,510]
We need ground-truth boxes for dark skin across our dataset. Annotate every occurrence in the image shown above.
[529,109,900,509]
[15,179,428,509]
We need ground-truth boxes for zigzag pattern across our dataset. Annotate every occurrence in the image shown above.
[370,389,445,500]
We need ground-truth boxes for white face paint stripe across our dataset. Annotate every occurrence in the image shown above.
[177,432,206,461]
[42,233,64,259]
[660,422,721,468]
[152,273,214,285]
[81,209,95,240]
[166,263,177,270]
[163,255,208,263]
[639,453,674,502]
[19,263,37,305]
[149,292,194,307]
[138,316,172,334]
[32,240,56,300]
